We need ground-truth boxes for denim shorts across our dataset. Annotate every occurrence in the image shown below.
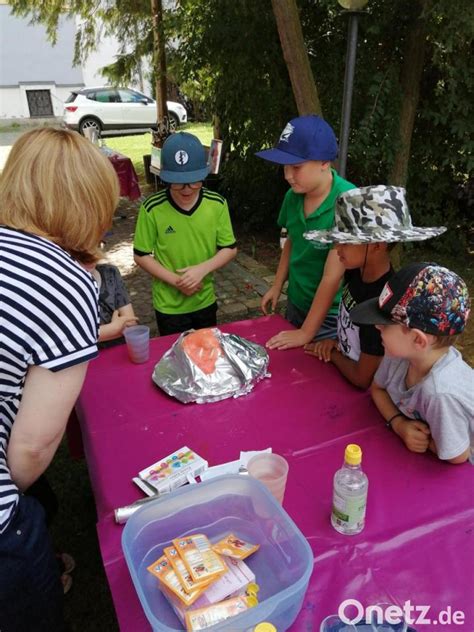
[285,299,338,340]
[0,495,64,632]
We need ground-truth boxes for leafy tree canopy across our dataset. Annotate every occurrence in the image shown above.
[11,0,474,245]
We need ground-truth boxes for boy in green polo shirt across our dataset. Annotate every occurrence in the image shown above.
[134,132,237,336]
[256,115,354,350]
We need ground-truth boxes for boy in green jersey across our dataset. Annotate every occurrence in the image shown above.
[256,115,354,350]
[134,133,237,335]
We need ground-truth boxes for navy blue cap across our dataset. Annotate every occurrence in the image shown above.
[255,115,338,164]
[160,132,210,183]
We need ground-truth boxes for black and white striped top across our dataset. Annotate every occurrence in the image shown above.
[0,227,99,533]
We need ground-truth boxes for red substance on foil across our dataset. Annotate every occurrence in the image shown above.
[182,329,223,375]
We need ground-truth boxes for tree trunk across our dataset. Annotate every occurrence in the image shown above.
[388,2,428,186]
[151,0,169,146]
[271,0,322,116]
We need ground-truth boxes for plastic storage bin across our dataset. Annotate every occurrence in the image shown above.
[122,475,313,631]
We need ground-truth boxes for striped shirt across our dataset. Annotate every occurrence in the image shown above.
[0,227,99,533]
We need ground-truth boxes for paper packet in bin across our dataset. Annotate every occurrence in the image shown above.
[152,327,270,404]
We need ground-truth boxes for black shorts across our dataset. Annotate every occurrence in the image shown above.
[155,302,218,336]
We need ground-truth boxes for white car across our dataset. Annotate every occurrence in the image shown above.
[64,87,187,135]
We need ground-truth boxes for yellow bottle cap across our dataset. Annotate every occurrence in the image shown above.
[254,624,277,632]
[345,443,362,465]
[246,582,260,596]
[246,595,259,608]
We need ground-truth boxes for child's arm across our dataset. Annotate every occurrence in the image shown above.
[134,254,199,296]
[370,380,431,452]
[424,395,471,464]
[306,342,382,389]
[428,438,470,464]
[266,249,344,350]
[261,238,291,315]
[99,304,138,343]
[176,246,237,293]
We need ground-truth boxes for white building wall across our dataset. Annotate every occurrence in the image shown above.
[81,32,119,88]
[0,84,84,119]
[0,88,22,118]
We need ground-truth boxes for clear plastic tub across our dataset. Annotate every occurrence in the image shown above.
[122,475,313,631]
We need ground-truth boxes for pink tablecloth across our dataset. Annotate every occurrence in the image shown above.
[77,315,474,631]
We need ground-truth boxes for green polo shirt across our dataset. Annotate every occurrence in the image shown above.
[134,188,236,314]
[278,169,355,315]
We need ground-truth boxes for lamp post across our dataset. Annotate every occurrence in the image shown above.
[338,0,368,178]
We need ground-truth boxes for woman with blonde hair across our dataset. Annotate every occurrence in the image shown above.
[0,128,119,630]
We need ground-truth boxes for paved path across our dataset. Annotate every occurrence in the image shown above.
[107,199,286,335]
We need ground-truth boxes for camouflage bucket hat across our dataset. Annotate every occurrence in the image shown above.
[304,185,447,245]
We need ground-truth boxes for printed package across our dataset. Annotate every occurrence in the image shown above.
[138,447,208,495]
[162,556,256,624]
[172,534,226,583]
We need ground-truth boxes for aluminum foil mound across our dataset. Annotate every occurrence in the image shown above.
[152,327,270,404]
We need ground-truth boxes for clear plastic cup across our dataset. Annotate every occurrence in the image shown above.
[246,453,289,504]
[319,615,358,631]
[124,325,150,364]
[369,603,408,632]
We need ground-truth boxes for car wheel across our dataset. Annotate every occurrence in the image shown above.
[79,117,102,136]
[168,112,179,131]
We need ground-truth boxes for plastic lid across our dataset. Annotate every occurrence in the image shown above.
[345,443,362,465]
[246,582,260,596]
[254,624,277,632]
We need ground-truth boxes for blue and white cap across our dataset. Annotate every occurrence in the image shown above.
[160,132,210,183]
[255,115,338,164]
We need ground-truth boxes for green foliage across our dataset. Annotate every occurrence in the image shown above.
[10,0,473,245]
[169,0,473,241]
[169,0,296,228]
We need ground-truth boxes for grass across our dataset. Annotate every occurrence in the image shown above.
[105,122,213,180]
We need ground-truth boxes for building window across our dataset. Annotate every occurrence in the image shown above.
[26,90,54,117]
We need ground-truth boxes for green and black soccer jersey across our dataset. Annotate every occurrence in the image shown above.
[134,188,236,314]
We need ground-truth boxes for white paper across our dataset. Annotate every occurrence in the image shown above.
[239,448,272,467]
[200,459,242,481]
[200,449,272,481]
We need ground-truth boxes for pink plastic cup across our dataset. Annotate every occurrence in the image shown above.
[246,453,289,504]
[124,325,150,364]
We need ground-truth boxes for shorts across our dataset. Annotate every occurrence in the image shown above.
[285,299,338,341]
[155,301,218,336]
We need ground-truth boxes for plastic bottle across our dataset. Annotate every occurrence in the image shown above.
[331,444,368,535]
[279,227,288,250]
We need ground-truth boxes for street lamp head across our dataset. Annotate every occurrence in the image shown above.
[338,0,368,9]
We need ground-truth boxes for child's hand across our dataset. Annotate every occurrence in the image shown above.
[266,329,313,350]
[394,418,431,453]
[112,313,138,333]
[174,278,203,296]
[304,339,337,362]
[176,264,207,292]
[99,312,138,342]
[261,286,281,315]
